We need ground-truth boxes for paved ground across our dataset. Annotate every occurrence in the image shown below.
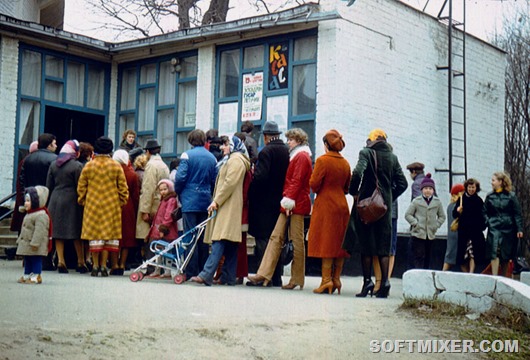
[0,259,475,359]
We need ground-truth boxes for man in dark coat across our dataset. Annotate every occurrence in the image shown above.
[248,121,289,287]
[19,133,57,270]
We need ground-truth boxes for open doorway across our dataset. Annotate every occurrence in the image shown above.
[44,106,105,147]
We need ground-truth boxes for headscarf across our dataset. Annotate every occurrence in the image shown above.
[216,136,247,169]
[56,140,80,168]
[368,128,387,141]
[113,149,130,165]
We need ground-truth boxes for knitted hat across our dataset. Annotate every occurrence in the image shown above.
[94,136,114,155]
[323,129,345,152]
[25,185,49,210]
[368,128,387,141]
[450,183,465,195]
[158,179,174,192]
[113,149,130,165]
[420,173,435,190]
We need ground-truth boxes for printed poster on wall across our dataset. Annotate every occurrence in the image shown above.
[269,42,288,90]
[218,102,238,137]
[241,72,263,121]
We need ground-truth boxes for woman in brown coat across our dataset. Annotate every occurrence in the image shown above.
[77,137,128,277]
[308,130,351,294]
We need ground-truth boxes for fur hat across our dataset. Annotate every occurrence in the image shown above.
[450,183,465,196]
[323,129,345,152]
[157,179,174,192]
[25,185,49,210]
[420,173,436,191]
[368,128,387,141]
[94,136,114,155]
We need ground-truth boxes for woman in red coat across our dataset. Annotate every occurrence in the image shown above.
[247,128,313,289]
[111,149,140,275]
[308,130,351,295]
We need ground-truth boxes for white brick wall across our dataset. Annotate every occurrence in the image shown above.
[196,45,216,131]
[108,63,118,141]
[318,0,505,233]
[0,36,19,197]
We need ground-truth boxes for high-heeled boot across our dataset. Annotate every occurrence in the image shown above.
[376,280,391,298]
[313,258,333,294]
[332,258,344,295]
[355,278,375,297]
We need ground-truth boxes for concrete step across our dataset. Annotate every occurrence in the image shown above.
[0,234,17,246]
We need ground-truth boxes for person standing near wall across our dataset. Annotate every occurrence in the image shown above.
[174,130,217,280]
[119,129,142,152]
[483,172,523,276]
[405,162,426,270]
[136,139,170,248]
[247,121,289,287]
[240,120,258,165]
[343,129,408,298]
[77,137,129,277]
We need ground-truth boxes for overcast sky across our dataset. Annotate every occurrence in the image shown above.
[63,0,527,43]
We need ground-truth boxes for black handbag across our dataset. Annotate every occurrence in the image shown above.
[356,150,387,224]
[171,206,182,222]
[279,217,294,266]
[513,238,530,275]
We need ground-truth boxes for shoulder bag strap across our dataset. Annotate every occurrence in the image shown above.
[370,150,380,190]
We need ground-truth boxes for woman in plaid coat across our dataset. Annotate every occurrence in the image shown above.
[77,137,128,277]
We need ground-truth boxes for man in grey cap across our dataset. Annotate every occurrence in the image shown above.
[136,139,170,247]
[247,121,289,287]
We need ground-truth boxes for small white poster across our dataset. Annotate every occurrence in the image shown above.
[218,102,238,137]
[241,72,263,121]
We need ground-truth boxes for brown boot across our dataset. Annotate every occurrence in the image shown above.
[332,258,344,295]
[313,258,333,294]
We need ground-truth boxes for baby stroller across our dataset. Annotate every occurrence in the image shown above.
[129,211,216,284]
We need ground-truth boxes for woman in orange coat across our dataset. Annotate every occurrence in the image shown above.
[308,130,351,294]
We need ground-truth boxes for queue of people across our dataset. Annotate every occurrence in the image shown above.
[13,126,525,295]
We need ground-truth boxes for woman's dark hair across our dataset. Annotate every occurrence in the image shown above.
[205,129,219,141]
[464,178,481,193]
[170,158,181,171]
[79,142,94,160]
[188,129,206,146]
[241,121,254,134]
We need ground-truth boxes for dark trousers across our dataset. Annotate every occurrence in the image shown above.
[255,237,283,286]
[24,255,43,275]
[411,237,433,269]
[183,212,210,279]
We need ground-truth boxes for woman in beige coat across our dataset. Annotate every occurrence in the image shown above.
[191,136,250,286]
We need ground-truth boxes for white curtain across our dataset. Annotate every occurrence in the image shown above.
[157,109,174,153]
[158,61,176,106]
[177,81,197,128]
[120,68,137,111]
[87,65,104,110]
[21,50,41,97]
[18,100,40,145]
[138,88,155,131]
[66,61,84,106]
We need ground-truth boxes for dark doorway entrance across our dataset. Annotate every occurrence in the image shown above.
[44,106,105,147]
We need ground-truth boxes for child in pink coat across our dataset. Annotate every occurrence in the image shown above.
[147,179,179,278]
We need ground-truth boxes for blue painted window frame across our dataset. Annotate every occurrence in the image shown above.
[14,44,110,189]
[214,29,317,151]
[116,50,198,161]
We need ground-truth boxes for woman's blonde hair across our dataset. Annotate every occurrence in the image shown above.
[493,171,512,192]
[285,128,308,145]
[134,153,148,170]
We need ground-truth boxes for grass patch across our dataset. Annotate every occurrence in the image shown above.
[400,298,530,359]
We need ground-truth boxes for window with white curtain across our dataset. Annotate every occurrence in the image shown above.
[120,68,137,111]
[244,45,264,69]
[177,82,197,128]
[44,80,63,102]
[140,64,156,84]
[66,61,85,106]
[157,109,174,153]
[87,65,104,110]
[294,36,317,61]
[293,63,316,116]
[18,100,40,145]
[219,49,239,98]
[21,50,41,97]
[138,88,155,131]
[45,55,63,78]
[159,61,176,106]
[180,56,198,78]
[119,114,135,139]
[176,132,191,154]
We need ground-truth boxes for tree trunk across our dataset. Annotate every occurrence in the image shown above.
[202,0,230,25]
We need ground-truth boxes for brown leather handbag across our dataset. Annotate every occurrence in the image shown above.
[356,150,388,224]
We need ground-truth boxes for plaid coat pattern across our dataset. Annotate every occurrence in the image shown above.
[77,155,129,240]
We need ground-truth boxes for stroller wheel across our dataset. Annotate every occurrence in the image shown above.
[174,274,186,284]
[130,272,143,282]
